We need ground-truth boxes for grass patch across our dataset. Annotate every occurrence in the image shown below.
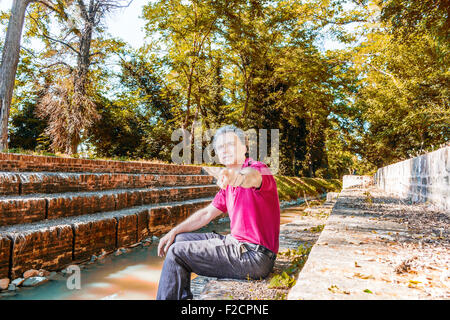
[268,244,312,290]
[274,176,342,201]
[2,148,171,164]
[308,224,325,233]
[364,191,373,204]
[4,147,58,157]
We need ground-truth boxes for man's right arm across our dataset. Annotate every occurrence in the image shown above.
[157,203,225,257]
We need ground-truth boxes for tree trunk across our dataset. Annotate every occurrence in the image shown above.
[0,0,34,151]
[183,71,194,130]
[181,71,194,163]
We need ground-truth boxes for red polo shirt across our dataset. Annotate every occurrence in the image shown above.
[212,158,280,253]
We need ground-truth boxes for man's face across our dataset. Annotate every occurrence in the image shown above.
[215,132,247,166]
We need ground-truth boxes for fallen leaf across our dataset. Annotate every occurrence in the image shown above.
[328,285,350,294]
[354,273,375,280]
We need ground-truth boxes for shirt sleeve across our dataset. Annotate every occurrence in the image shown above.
[212,188,227,213]
[250,161,275,192]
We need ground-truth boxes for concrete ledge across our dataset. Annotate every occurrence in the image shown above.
[287,188,445,300]
[343,175,373,189]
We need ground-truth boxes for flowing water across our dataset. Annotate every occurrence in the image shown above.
[1,206,307,300]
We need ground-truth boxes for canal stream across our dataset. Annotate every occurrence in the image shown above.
[2,205,308,300]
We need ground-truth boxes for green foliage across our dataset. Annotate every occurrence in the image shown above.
[380,0,449,40]
[268,244,312,289]
[274,176,342,201]
[2,0,446,174]
[8,99,47,152]
[345,0,449,167]
[3,147,56,157]
[309,224,325,233]
[87,46,180,160]
[268,272,296,289]
[140,0,367,176]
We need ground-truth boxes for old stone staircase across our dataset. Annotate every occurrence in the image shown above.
[0,153,218,280]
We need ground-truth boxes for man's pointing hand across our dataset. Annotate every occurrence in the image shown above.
[217,168,244,189]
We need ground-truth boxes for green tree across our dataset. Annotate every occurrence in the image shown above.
[143,0,220,145]
[88,46,179,160]
[349,0,449,167]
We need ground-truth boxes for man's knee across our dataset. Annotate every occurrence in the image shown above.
[173,232,190,243]
[166,242,179,259]
[166,243,192,272]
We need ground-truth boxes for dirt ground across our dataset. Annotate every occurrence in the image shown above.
[358,188,449,298]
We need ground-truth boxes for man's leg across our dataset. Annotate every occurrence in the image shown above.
[156,234,274,300]
[173,231,223,243]
[156,232,223,300]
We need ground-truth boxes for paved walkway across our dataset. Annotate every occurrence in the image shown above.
[288,187,449,300]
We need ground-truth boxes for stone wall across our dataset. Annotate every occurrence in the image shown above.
[374,145,449,212]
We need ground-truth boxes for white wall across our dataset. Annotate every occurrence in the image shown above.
[374,146,449,212]
[342,175,373,189]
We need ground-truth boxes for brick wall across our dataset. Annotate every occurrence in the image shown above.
[0,199,212,279]
[0,152,203,175]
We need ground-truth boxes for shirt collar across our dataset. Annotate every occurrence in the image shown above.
[241,157,253,169]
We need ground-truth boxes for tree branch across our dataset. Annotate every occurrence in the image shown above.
[39,61,74,72]
[40,31,80,55]
[36,0,58,12]
[20,46,38,58]
[27,12,80,55]
[77,0,89,21]
[367,62,401,89]
[89,51,104,58]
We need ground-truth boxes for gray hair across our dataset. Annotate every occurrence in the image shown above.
[212,125,247,152]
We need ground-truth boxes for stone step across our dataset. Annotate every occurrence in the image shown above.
[0,235,10,279]
[0,172,216,196]
[0,197,213,279]
[0,152,204,175]
[0,184,219,226]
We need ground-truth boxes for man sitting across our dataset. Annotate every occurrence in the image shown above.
[156,125,281,300]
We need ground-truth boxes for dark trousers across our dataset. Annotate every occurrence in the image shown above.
[156,232,276,300]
